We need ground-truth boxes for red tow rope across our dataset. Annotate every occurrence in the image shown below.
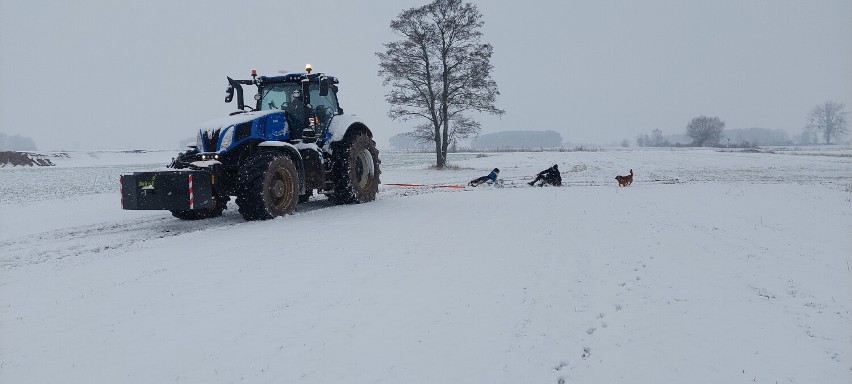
[383,183,465,189]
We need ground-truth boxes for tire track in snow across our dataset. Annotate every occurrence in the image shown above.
[0,214,233,270]
[0,200,341,270]
[0,189,397,271]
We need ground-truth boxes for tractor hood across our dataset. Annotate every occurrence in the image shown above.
[198,110,281,133]
[196,110,288,153]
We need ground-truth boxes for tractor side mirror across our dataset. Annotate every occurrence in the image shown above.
[227,76,246,110]
[225,85,234,103]
[319,76,329,97]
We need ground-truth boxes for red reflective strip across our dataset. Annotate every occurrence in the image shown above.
[188,174,194,209]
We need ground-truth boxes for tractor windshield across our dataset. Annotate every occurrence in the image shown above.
[258,83,303,111]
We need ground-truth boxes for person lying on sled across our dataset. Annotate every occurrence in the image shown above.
[528,164,562,186]
[468,168,500,187]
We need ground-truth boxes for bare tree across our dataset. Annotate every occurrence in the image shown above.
[636,133,650,147]
[650,129,665,147]
[806,101,848,144]
[686,116,725,146]
[409,116,477,149]
[377,0,504,168]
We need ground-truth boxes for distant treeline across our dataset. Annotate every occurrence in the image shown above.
[637,127,793,147]
[388,133,430,151]
[723,128,793,146]
[389,130,565,151]
[0,133,37,151]
[471,130,563,150]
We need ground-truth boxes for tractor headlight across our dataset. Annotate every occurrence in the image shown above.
[219,126,235,151]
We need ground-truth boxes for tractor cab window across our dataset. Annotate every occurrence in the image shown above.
[259,83,303,111]
[309,85,339,133]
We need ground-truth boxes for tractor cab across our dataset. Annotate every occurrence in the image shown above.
[225,65,341,143]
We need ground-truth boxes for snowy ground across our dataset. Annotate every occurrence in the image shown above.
[1,147,851,383]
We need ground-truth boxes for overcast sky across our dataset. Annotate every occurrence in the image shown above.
[1,0,850,150]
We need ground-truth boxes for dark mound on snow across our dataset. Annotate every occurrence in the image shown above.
[0,151,55,167]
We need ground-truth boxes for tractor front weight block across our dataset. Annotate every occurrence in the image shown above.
[121,170,215,211]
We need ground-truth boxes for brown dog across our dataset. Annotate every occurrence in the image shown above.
[615,169,633,187]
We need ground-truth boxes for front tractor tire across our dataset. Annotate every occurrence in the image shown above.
[236,151,299,220]
[331,133,381,204]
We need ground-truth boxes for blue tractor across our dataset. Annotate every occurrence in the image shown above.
[121,65,381,220]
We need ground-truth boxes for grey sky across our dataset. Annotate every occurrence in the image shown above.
[1,0,850,150]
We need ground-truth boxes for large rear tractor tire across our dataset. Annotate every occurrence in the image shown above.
[170,196,229,220]
[236,151,299,220]
[330,133,381,204]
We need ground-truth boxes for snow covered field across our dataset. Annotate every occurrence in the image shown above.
[1,147,851,383]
